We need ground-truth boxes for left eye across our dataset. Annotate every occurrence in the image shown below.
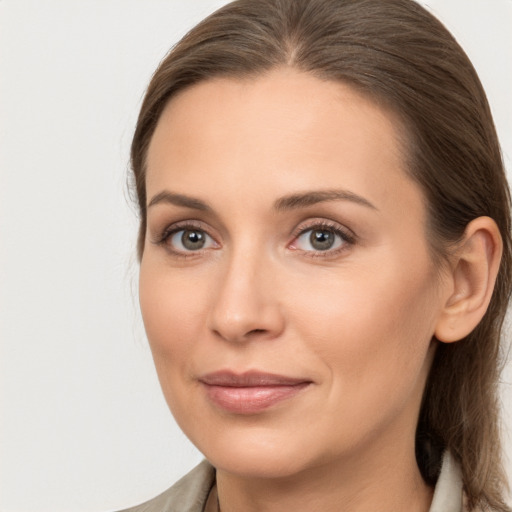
[294,227,346,252]
[169,229,215,252]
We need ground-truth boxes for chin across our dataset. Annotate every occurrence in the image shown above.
[190,426,325,479]
[209,449,313,480]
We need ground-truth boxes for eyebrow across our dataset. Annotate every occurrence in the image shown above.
[148,191,212,211]
[274,189,378,211]
[147,188,377,212]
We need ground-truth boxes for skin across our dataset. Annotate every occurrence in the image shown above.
[139,68,461,512]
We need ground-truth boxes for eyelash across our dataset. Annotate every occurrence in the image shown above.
[152,220,215,259]
[290,220,356,258]
[152,220,356,259]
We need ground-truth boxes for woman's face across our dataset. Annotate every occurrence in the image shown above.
[140,68,448,478]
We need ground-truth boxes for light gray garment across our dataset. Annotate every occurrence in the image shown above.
[429,451,464,512]
[118,451,463,512]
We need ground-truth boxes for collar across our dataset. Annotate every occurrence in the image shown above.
[428,451,463,512]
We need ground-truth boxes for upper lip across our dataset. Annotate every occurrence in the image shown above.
[199,370,311,387]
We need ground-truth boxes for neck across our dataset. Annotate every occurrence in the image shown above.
[215,429,433,512]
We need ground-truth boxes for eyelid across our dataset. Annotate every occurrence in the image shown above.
[292,218,356,241]
[288,219,357,256]
[151,219,220,256]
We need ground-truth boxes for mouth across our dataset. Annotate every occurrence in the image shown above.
[198,370,312,414]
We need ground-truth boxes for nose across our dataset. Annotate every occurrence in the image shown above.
[207,247,285,343]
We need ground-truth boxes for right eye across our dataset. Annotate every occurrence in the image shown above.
[167,228,216,252]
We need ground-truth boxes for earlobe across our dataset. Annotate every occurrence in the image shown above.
[434,217,502,343]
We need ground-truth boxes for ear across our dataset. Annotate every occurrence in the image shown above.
[434,216,503,343]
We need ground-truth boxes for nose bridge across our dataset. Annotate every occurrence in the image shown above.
[208,236,283,342]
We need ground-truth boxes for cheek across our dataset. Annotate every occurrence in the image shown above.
[139,261,209,372]
[289,256,439,403]
[138,260,217,431]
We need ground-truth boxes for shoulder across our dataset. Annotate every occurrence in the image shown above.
[117,460,216,512]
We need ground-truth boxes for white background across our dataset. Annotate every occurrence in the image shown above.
[1,1,511,511]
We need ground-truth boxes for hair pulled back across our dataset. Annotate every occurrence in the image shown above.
[130,1,512,509]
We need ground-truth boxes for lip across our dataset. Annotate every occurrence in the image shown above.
[199,370,312,414]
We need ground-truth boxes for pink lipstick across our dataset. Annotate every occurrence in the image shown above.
[199,370,311,414]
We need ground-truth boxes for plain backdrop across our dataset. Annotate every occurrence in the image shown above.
[1,1,511,511]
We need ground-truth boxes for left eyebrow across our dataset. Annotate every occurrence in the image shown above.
[273,189,378,211]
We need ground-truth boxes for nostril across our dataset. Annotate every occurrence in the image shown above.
[247,329,266,336]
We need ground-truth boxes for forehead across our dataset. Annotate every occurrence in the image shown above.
[146,68,423,221]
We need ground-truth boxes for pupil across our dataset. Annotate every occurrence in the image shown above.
[310,230,334,250]
[182,230,205,250]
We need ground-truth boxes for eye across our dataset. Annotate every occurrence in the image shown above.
[169,228,216,252]
[151,221,219,257]
[295,228,343,251]
[291,223,355,254]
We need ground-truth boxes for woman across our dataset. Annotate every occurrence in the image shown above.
[121,0,511,510]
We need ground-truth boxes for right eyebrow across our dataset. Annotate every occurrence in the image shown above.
[147,191,213,212]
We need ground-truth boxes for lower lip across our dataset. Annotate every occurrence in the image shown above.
[202,383,310,414]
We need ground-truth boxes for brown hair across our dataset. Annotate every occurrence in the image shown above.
[130,0,512,509]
